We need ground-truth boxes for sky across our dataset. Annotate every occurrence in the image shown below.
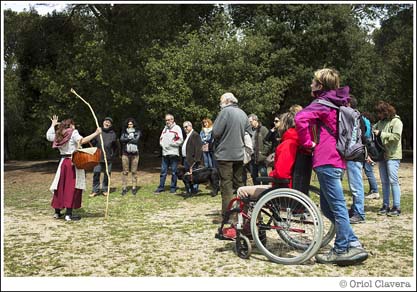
[2,1,69,15]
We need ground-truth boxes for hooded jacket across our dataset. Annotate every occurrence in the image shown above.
[295,86,350,169]
[268,127,299,187]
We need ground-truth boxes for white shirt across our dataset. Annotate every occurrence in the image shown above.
[46,126,82,155]
[181,129,193,157]
[46,126,86,191]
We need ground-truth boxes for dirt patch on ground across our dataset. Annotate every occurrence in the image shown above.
[2,154,415,284]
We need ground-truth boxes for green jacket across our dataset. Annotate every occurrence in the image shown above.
[373,115,403,160]
[252,124,271,163]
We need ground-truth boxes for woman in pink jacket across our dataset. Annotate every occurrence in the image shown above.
[295,68,368,266]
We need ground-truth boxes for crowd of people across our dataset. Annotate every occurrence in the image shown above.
[46,67,404,267]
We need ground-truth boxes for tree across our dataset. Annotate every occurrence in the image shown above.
[373,6,413,149]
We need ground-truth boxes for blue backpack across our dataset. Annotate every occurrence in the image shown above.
[314,99,366,161]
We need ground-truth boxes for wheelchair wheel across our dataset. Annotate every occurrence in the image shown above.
[308,185,336,248]
[235,234,252,259]
[250,188,323,265]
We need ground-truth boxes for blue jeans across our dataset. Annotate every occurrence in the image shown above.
[378,159,401,209]
[346,161,365,219]
[315,165,361,253]
[363,161,378,193]
[184,160,200,193]
[92,162,112,193]
[203,152,214,168]
[157,155,179,191]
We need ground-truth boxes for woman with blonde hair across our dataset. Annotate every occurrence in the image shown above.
[295,68,368,265]
[200,118,214,168]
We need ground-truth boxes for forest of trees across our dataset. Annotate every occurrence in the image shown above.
[3,3,414,159]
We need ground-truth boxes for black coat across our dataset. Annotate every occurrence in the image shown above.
[91,128,118,162]
[185,130,203,167]
[120,128,141,155]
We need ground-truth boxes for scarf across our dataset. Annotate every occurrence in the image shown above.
[203,127,212,134]
[52,128,74,148]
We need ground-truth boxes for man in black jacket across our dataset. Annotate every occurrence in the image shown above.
[181,121,203,194]
[90,117,118,197]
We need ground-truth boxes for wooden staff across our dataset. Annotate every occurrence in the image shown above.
[70,88,111,219]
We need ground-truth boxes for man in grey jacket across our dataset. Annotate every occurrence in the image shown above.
[212,92,251,222]
[154,114,184,194]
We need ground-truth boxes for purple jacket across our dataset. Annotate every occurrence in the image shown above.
[294,86,350,169]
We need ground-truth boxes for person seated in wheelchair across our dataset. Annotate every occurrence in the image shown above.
[237,111,300,200]
[221,111,301,239]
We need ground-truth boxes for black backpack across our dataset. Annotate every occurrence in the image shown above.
[365,133,385,161]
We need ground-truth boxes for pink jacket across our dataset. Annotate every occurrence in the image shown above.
[295,86,350,169]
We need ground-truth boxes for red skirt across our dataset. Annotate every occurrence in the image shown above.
[51,158,82,209]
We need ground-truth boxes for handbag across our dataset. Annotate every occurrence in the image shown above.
[72,141,101,170]
[265,152,275,167]
[126,143,138,153]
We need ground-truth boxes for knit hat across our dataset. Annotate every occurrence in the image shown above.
[104,117,113,123]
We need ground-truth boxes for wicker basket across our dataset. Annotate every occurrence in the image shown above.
[72,143,101,170]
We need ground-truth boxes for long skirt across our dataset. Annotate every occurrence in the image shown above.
[51,158,82,209]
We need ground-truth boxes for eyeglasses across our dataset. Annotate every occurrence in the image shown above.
[274,119,280,123]
[165,119,172,122]
[183,125,189,129]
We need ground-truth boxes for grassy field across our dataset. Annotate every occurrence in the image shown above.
[2,156,415,286]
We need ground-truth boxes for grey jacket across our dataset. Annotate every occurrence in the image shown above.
[212,103,251,161]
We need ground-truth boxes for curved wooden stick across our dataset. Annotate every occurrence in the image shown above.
[70,88,111,219]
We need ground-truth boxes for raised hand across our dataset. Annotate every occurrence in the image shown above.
[50,115,60,127]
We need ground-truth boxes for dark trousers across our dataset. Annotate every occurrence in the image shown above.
[92,162,112,193]
[217,160,244,214]
[292,152,313,196]
[250,160,268,184]
[183,160,200,193]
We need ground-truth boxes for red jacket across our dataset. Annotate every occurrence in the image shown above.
[269,128,299,188]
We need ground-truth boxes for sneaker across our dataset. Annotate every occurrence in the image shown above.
[89,192,98,197]
[366,192,380,199]
[337,247,369,266]
[170,188,177,194]
[102,192,109,197]
[222,227,237,239]
[350,214,365,224]
[154,188,164,194]
[316,247,368,266]
[132,188,137,195]
[387,207,401,217]
[64,215,81,221]
[53,213,63,219]
[377,205,390,215]
[121,188,127,196]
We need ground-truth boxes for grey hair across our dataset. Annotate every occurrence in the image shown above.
[221,92,238,104]
[248,114,258,121]
[183,121,192,127]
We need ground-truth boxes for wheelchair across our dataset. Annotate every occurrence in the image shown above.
[215,177,335,265]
